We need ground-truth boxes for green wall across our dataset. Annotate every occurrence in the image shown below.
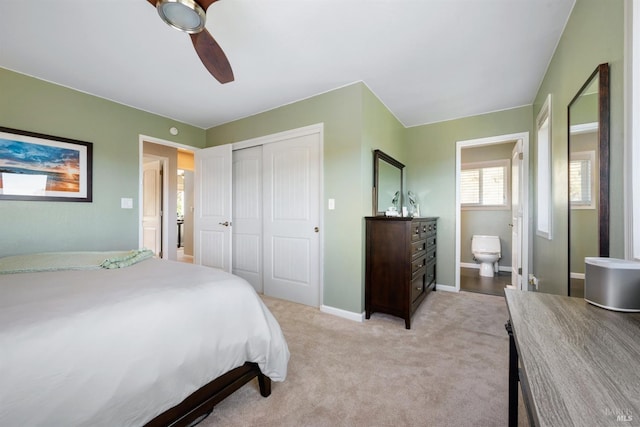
[206,83,365,313]
[206,83,405,313]
[0,68,205,257]
[531,0,624,294]
[405,106,534,288]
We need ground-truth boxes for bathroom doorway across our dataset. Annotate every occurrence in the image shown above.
[455,132,530,295]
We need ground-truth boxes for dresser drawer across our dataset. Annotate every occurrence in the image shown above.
[411,239,427,259]
[426,261,436,286]
[411,221,422,242]
[426,235,437,249]
[426,220,437,236]
[411,273,425,302]
[426,247,436,264]
[411,255,427,276]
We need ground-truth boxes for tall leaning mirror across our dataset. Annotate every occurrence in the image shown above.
[568,63,610,297]
[373,150,404,216]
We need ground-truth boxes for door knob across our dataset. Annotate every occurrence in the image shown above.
[314,227,319,233]
[219,221,230,227]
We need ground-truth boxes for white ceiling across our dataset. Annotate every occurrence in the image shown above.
[0,0,575,130]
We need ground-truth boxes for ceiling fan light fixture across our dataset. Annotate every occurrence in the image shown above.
[157,0,206,34]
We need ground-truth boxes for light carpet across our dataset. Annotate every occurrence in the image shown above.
[202,290,522,427]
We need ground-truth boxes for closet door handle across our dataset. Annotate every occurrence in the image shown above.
[314,227,319,233]
[219,221,230,227]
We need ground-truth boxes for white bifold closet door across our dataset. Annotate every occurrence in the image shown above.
[232,146,264,292]
[233,132,320,307]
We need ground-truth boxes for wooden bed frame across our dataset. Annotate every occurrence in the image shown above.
[144,362,271,427]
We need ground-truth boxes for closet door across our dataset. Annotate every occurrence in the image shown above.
[263,133,320,307]
[232,146,263,293]
[194,144,232,271]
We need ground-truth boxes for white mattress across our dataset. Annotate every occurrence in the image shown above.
[0,258,289,426]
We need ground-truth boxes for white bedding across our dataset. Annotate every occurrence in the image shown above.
[0,258,289,426]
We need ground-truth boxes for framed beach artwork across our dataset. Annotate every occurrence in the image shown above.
[0,127,93,202]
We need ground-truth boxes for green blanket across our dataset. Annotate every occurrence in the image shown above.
[0,249,154,274]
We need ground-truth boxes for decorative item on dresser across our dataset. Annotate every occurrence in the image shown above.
[365,217,438,329]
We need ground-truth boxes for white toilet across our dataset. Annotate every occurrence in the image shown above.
[471,235,502,277]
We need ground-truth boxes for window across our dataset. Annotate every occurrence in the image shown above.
[570,151,596,209]
[536,94,553,239]
[461,160,510,209]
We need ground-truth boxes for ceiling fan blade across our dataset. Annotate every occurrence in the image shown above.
[197,0,218,11]
[146,0,234,83]
[190,29,234,84]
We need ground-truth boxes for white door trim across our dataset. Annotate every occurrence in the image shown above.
[232,123,325,150]
[625,0,640,260]
[455,132,530,292]
[231,123,325,307]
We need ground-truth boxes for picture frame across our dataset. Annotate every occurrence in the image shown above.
[0,126,93,202]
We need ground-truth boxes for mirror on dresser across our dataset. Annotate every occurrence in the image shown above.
[568,63,610,297]
[373,149,404,216]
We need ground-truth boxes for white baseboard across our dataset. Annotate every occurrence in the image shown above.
[460,262,478,269]
[570,272,585,280]
[320,304,364,322]
[436,283,458,293]
[320,281,471,321]
[460,262,512,272]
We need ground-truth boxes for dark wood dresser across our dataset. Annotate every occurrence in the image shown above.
[365,216,437,329]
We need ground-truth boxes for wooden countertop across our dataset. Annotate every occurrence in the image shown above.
[504,289,640,426]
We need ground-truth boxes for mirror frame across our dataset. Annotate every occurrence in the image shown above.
[372,149,405,216]
[567,63,610,295]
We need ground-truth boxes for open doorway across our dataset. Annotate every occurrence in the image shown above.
[177,149,194,263]
[139,135,195,263]
[142,155,167,258]
[455,132,530,295]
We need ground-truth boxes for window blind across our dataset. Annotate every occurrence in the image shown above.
[461,162,507,207]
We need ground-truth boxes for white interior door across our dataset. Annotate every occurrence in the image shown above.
[263,134,320,306]
[142,159,162,256]
[511,140,524,289]
[232,146,263,292]
[194,144,232,271]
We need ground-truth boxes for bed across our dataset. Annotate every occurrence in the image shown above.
[0,252,290,426]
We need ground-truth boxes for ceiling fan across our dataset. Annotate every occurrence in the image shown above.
[147,0,234,84]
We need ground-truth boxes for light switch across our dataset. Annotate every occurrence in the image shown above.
[328,198,335,210]
[121,198,133,209]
